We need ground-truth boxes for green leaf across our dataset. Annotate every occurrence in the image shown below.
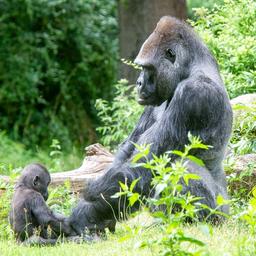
[130,177,141,192]
[183,173,201,186]
[111,192,127,198]
[132,152,144,163]
[119,181,128,192]
[216,194,225,206]
[187,155,205,166]
[171,150,184,157]
[128,193,140,206]
[252,187,256,198]
[179,236,205,246]
[155,183,167,195]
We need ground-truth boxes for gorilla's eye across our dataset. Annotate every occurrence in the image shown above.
[166,48,176,63]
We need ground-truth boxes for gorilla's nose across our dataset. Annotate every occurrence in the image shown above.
[43,192,49,201]
[140,92,148,99]
[136,78,143,88]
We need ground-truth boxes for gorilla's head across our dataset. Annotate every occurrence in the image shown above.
[17,163,51,200]
[134,16,197,106]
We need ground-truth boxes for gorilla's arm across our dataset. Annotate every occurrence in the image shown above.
[113,106,155,164]
[149,75,231,158]
[31,195,73,236]
[82,75,230,223]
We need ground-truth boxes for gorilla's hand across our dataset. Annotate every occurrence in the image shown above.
[68,200,116,235]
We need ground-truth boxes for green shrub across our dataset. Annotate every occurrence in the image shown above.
[192,0,256,98]
[0,180,15,239]
[0,132,82,173]
[95,79,143,149]
[231,103,256,154]
[187,0,224,19]
[0,0,118,148]
[112,135,226,255]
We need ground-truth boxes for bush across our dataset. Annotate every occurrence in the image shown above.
[113,135,224,255]
[96,79,143,149]
[187,0,224,19]
[192,0,256,98]
[0,132,82,173]
[231,103,256,154]
[0,0,118,148]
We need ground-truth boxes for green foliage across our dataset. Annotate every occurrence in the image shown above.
[95,79,143,149]
[114,135,225,255]
[0,180,15,239]
[0,0,118,148]
[0,132,82,173]
[231,103,256,154]
[192,0,256,98]
[47,181,77,216]
[239,187,256,254]
[187,0,224,19]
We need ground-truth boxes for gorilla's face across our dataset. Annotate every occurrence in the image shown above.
[21,163,51,201]
[134,17,191,106]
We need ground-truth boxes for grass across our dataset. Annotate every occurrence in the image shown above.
[1,134,255,255]
[0,214,255,256]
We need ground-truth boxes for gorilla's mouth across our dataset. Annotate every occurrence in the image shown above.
[138,95,161,106]
[138,95,151,105]
[138,97,148,105]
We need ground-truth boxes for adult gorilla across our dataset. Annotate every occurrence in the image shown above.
[69,16,232,233]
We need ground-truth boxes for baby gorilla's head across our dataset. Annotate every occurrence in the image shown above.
[17,163,50,200]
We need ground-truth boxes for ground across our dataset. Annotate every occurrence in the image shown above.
[0,213,255,256]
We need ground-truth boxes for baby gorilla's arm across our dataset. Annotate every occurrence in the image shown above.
[31,195,74,237]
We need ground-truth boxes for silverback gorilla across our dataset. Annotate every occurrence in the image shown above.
[69,16,233,233]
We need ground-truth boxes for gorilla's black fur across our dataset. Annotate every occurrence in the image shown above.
[9,163,74,243]
[69,16,233,232]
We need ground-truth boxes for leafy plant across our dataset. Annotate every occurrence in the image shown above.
[187,0,224,19]
[0,179,15,239]
[95,79,143,149]
[239,187,256,254]
[0,132,82,173]
[0,0,118,148]
[113,134,225,255]
[48,181,77,216]
[231,103,256,154]
[192,0,256,98]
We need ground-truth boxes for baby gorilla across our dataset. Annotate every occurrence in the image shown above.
[9,163,74,245]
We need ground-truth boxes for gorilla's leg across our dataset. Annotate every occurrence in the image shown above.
[182,161,229,222]
[21,235,58,246]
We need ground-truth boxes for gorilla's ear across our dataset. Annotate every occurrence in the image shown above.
[33,175,39,186]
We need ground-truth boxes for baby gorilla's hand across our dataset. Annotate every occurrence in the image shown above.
[61,217,77,236]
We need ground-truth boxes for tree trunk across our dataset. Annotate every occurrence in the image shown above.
[118,0,187,84]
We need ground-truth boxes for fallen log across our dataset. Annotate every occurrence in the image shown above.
[50,143,113,193]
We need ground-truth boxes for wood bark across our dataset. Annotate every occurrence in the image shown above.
[118,0,187,84]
